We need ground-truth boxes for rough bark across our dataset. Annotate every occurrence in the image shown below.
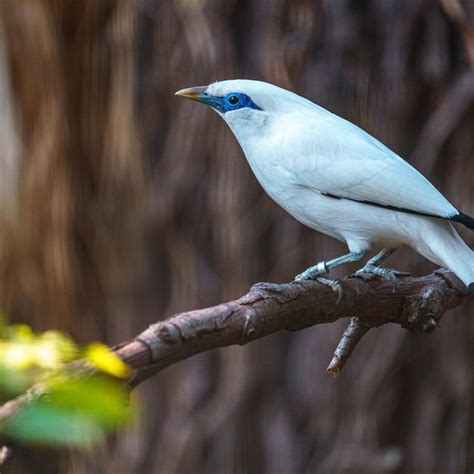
[117,269,469,386]
[0,268,470,429]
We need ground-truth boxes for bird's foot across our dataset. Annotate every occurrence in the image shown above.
[355,263,409,291]
[294,266,343,302]
[316,276,344,303]
[294,261,328,281]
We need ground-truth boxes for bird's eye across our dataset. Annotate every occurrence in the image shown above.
[227,94,240,106]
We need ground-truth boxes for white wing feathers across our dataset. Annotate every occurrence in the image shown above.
[281,112,458,219]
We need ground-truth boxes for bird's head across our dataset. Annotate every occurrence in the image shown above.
[175,79,314,135]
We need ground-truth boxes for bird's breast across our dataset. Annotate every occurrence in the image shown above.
[242,147,295,203]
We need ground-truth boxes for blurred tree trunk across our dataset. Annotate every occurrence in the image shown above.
[0,0,473,473]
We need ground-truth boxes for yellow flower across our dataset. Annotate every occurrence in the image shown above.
[85,343,130,379]
[0,342,34,369]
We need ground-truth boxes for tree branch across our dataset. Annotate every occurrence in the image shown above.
[115,268,470,386]
[326,317,371,377]
[0,268,471,424]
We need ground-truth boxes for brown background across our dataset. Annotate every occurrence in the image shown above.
[0,0,473,473]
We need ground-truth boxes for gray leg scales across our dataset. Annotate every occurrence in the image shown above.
[295,251,366,281]
[294,251,366,303]
[294,261,328,281]
[355,248,409,290]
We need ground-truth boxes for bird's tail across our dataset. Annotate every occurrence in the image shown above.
[451,212,474,230]
[416,221,474,293]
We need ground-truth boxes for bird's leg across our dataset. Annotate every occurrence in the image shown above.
[294,251,366,302]
[355,248,409,289]
[295,251,367,281]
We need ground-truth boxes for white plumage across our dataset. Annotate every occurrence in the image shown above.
[177,79,474,291]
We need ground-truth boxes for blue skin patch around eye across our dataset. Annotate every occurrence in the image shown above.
[201,92,261,113]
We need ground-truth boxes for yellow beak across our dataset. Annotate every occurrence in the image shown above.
[175,86,208,102]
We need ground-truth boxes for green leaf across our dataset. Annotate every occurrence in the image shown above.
[2,375,133,446]
[46,375,132,427]
[3,403,105,446]
[0,367,38,398]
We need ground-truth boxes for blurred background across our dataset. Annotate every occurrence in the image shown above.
[0,0,473,472]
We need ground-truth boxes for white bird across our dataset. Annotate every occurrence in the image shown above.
[176,80,474,295]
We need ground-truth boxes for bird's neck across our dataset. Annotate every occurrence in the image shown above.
[224,109,269,140]
[225,113,288,194]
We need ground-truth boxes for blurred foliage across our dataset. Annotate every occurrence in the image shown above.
[0,314,133,447]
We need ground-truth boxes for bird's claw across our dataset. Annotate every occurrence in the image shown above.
[316,276,344,303]
[355,263,409,291]
[293,265,344,304]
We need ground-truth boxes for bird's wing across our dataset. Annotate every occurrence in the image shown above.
[280,112,458,219]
